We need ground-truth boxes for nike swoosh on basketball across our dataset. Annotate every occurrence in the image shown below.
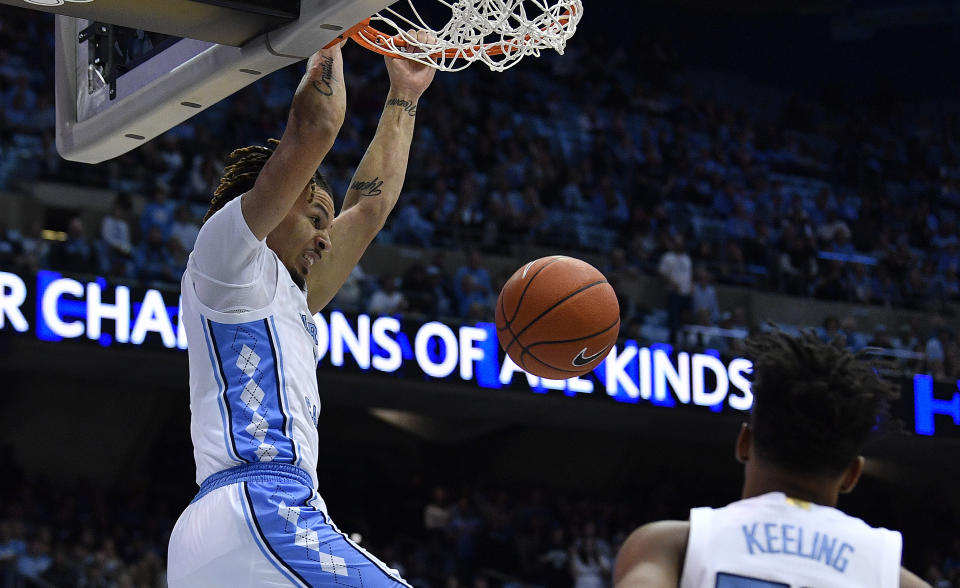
[571,345,611,367]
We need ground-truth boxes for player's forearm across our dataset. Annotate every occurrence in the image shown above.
[243,48,345,240]
[341,91,420,223]
[285,52,346,157]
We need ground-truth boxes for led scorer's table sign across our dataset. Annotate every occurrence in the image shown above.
[1,270,958,437]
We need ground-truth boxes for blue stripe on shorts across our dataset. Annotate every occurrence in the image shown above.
[239,472,409,587]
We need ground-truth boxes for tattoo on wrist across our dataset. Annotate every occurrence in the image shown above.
[386,98,417,117]
[312,56,335,96]
[351,177,384,197]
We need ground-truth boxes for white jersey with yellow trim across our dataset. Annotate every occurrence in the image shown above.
[679,492,902,588]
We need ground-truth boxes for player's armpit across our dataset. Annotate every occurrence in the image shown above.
[613,520,689,588]
[900,566,933,588]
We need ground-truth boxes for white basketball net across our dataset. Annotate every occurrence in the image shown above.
[357,0,583,72]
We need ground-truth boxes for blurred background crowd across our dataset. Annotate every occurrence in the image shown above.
[5,5,960,379]
[1,2,960,587]
[2,456,958,588]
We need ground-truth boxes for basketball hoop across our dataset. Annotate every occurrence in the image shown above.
[326,0,583,72]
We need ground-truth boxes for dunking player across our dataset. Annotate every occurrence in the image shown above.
[167,37,434,586]
[613,331,931,588]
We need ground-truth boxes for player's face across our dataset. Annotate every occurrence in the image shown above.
[268,183,334,290]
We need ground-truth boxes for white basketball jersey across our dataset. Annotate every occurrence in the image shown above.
[180,197,322,488]
[680,492,902,588]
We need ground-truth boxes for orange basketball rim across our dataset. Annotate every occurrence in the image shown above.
[324,0,583,72]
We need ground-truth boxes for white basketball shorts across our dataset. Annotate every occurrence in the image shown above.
[167,463,410,587]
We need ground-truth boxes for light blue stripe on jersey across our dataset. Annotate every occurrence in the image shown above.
[207,317,295,464]
[201,314,243,464]
[267,315,301,468]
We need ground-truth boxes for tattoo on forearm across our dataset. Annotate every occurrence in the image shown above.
[312,56,335,96]
[386,98,417,117]
[351,177,384,197]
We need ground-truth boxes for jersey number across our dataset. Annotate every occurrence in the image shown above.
[716,572,789,588]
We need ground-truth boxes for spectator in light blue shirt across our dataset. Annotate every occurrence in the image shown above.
[937,242,960,274]
[931,223,959,250]
[427,177,458,227]
[169,205,200,254]
[49,217,92,275]
[2,74,36,130]
[139,183,176,241]
[16,539,51,579]
[392,198,435,248]
[590,177,629,228]
[817,209,852,246]
[818,316,848,346]
[937,267,960,301]
[454,247,493,302]
[134,227,178,285]
[871,267,903,308]
[725,203,756,240]
[924,326,953,379]
[806,187,836,227]
[691,266,720,325]
[829,231,857,256]
[0,521,27,567]
[847,263,873,303]
[560,170,588,212]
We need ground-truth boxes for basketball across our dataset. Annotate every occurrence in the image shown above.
[495,256,620,380]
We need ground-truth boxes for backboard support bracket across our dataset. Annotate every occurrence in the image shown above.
[55,0,392,164]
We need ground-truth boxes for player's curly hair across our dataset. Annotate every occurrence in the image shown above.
[203,139,333,224]
[744,329,899,476]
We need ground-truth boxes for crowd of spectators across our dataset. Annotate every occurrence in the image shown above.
[3,7,960,316]
[1,455,958,588]
[0,461,170,587]
[2,6,960,378]
[407,485,960,588]
[0,188,199,291]
[2,7,960,379]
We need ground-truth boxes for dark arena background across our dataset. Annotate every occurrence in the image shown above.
[1,0,960,587]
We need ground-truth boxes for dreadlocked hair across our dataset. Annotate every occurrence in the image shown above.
[203,139,334,224]
[744,329,899,476]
